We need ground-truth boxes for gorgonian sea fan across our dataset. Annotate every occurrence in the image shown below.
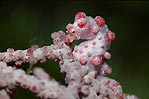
[0,12,138,99]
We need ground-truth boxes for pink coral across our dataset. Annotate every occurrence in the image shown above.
[0,12,138,99]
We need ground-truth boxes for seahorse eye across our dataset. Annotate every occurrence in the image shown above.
[70,29,75,33]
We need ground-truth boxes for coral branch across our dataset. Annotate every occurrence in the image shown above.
[0,12,138,99]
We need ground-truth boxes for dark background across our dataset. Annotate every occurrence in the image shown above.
[0,1,148,99]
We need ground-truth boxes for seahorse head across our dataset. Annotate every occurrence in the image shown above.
[66,12,107,42]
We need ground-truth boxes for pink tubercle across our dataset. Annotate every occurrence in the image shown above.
[104,52,111,59]
[103,69,112,75]
[41,94,46,99]
[90,56,101,66]
[100,45,105,49]
[47,53,55,60]
[31,86,38,93]
[113,82,120,87]
[106,32,115,41]
[116,93,123,99]
[27,48,33,56]
[21,84,28,89]
[67,52,73,58]
[66,24,73,32]
[95,16,105,27]
[106,79,111,85]
[84,44,88,48]
[98,37,102,40]
[92,41,96,45]
[75,12,86,20]
[75,49,79,53]
[80,56,87,65]
[77,21,87,28]
[93,31,98,35]
[42,46,49,55]
[65,36,73,43]
[74,35,79,39]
